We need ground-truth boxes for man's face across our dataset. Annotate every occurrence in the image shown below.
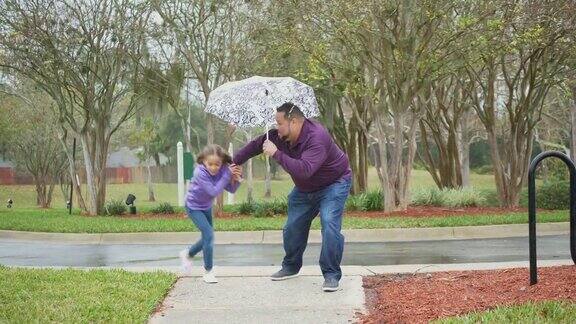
[275,112,291,141]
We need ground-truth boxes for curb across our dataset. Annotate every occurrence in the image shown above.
[9,259,574,276]
[0,222,569,244]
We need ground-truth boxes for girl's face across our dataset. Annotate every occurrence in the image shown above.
[203,154,223,175]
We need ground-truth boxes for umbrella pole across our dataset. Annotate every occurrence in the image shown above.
[266,123,269,168]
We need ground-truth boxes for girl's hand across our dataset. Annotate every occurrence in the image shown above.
[229,164,243,181]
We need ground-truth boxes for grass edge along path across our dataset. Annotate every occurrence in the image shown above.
[0,208,569,233]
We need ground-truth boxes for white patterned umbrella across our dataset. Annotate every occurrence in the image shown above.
[205,76,319,129]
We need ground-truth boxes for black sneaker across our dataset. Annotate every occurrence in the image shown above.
[270,268,299,281]
[322,278,339,292]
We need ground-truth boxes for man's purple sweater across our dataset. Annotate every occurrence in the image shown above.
[186,164,240,210]
[233,119,351,192]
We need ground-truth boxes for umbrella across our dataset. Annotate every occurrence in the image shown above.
[205,76,320,133]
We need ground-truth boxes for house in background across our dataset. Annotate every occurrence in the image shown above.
[0,147,173,185]
[0,155,15,185]
[105,147,171,184]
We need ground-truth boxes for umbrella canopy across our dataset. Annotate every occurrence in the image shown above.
[205,76,319,128]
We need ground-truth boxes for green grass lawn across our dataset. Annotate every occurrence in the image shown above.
[435,300,576,323]
[0,207,568,233]
[0,168,499,209]
[0,168,553,233]
[0,266,176,323]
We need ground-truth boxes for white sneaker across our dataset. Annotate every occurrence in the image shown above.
[179,249,193,274]
[203,270,218,283]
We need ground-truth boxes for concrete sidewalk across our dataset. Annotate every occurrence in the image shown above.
[148,260,574,324]
[149,276,365,324]
[0,222,569,244]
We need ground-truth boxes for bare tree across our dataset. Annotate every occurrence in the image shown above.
[464,1,571,207]
[152,0,248,145]
[2,82,68,208]
[417,75,477,189]
[0,0,151,214]
[307,0,470,210]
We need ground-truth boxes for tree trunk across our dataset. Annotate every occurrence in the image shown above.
[59,135,87,212]
[399,115,419,209]
[35,179,49,208]
[487,127,508,205]
[459,109,471,187]
[47,182,55,207]
[475,62,512,207]
[36,183,41,206]
[389,111,416,209]
[357,129,368,193]
[373,111,394,212]
[346,117,368,195]
[80,134,98,215]
[73,173,85,211]
[181,118,194,154]
[81,129,110,215]
[95,143,108,216]
[146,162,156,202]
[340,94,370,194]
[214,125,236,216]
[389,114,404,206]
[347,126,359,194]
[418,80,465,189]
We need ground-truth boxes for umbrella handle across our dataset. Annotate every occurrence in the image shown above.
[265,124,270,172]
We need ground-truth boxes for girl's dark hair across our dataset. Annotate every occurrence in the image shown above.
[196,144,233,165]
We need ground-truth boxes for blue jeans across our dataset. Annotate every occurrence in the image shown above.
[185,207,214,271]
[282,178,351,281]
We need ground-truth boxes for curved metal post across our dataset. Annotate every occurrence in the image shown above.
[528,151,576,285]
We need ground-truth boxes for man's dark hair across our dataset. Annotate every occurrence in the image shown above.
[277,102,304,120]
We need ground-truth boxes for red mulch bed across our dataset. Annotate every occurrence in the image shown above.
[92,212,240,219]
[347,206,528,218]
[358,265,576,323]
[80,211,239,219]
[83,206,529,220]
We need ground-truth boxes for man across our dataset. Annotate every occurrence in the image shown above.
[233,102,352,292]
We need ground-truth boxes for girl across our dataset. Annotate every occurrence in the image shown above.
[179,144,242,283]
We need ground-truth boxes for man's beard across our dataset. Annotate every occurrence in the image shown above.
[281,126,292,142]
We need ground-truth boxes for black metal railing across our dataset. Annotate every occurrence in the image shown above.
[528,151,576,285]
